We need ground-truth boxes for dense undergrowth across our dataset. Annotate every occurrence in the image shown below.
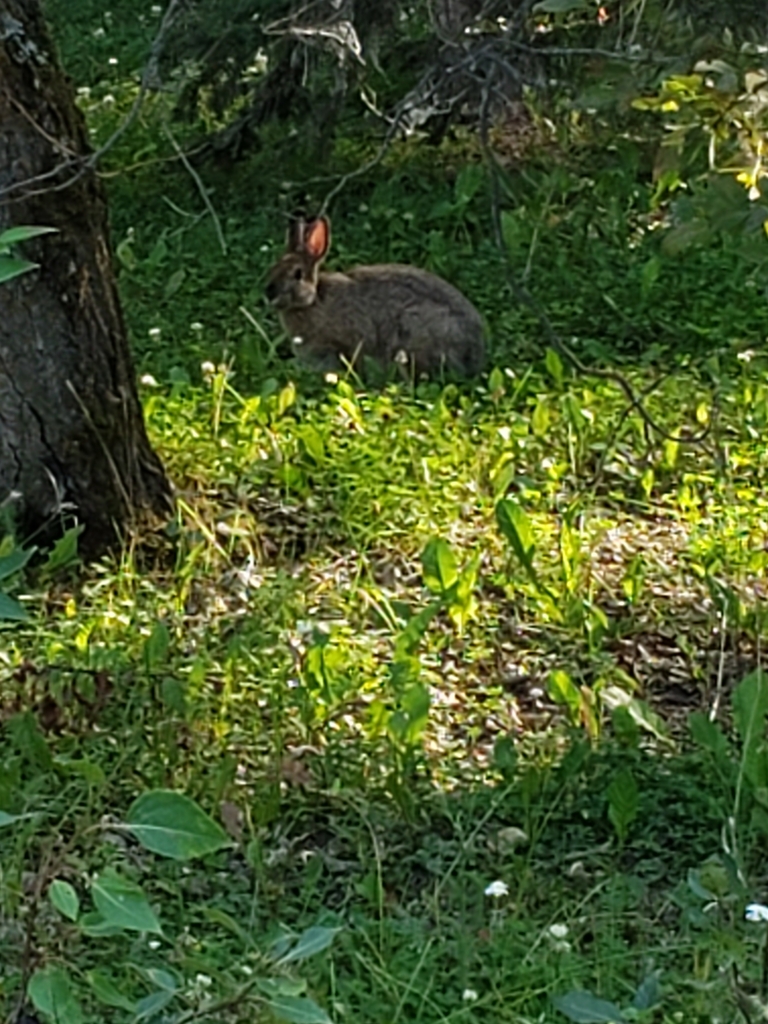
[3,2,768,1022]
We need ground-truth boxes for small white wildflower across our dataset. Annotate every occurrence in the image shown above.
[148,940,161,950]
[292,335,304,347]
[484,880,509,898]
[76,86,91,99]
[737,349,756,362]
[148,326,161,339]
[93,27,106,38]
[394,348,408,365]
[462,989,478,1002]
[190,321,203,332]
[200,361,215,375]
[151,4,162,13]
[102,94,116,106]
[549,923,569,939]
[108,57,118,65]
[194,974,212,988]
[324,372,339,384]
[140,373,158,387]
[749,184,761,201]
[746,902,768,922]
[241,964,253,976]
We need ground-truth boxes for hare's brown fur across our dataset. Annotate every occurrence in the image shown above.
[265,216,485,378]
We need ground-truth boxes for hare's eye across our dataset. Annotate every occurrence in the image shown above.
[293,268,303,281]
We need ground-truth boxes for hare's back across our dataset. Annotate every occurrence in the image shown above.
[345,264,484,374]
[346,264,477,314]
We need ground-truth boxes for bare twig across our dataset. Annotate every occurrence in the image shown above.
[162,121,227,255]
[0,0,186,205]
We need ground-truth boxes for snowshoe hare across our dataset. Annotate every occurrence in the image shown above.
[265,215,486,379]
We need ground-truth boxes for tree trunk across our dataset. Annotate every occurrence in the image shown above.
[0,0,171,558]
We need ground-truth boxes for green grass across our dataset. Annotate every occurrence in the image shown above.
[6,7,768,1021]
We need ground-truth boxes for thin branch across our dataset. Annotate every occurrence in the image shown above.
[0,0,186,205]
[162,121,227,255]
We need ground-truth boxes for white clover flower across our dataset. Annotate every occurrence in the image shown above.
[148,326,162,339]
[484,879,509,898]
[324,372,339,385]
[140,373,158,387]
[549,923,569,939]
[746,903,768,922]
[462,989,478,1002]
[200,361,215,375]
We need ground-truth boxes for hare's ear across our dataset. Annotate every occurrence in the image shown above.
[303,217,330,262]
[286,215,306,252]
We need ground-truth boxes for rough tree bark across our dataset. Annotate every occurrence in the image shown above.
[0,0,171,557]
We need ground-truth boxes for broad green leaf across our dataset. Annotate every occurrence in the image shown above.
[0,256,38,283]
[143,968,178,992]
[545,348,564,387]
[0,592,27,621]
[733,670,768,789]
[686,867,717,902]
[28,966,84,1024]
[633,972,661,1010]
[86,970,137,1012]
[202,906,250,942]
[0,545,35,581]
[553,990,627,1023]
[126,789,229,859]
[393,601,440,658]
[143,621,170,671]
[267,995,333,1024]
[299,424,325,462]
[421,538,458,594]
[607,769,639,844]
[387,682,430,746]
[43,526,83,573]
[160,678,187,715]
[689,712,730,760]
[277,926,341,965]
[163,267,186,300]
[134,989,175,1021]
[258,977,307,999]
[495,499,537,577]
[78,911,124,937]
[49,879,80,921]
[0,224,57,245]
[488,365,505,394]
[277,381,297,416]
[0,810,25,827]
[53,757,107,787]
[547,670,581,722]
[531,398,550,436]
[91,869,162,934]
